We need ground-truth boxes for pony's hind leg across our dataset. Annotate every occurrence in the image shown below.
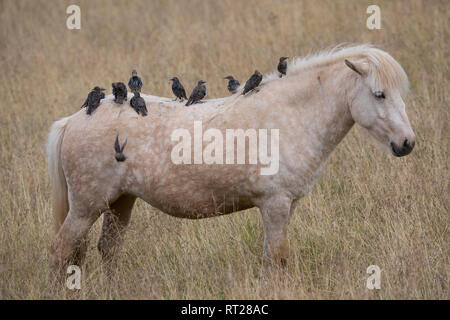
[97,194,136,272]
[50,207,100,277]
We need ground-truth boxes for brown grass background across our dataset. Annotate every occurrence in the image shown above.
[0,0,448,299]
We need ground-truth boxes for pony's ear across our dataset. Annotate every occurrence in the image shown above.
[345,59,367,76]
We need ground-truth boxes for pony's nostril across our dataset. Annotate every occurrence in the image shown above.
[403,139,409,148]
[394,139,415,156]
[404,139,415,150]
[392,139,415,157]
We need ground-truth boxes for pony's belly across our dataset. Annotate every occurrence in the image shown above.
[140,191,255,219]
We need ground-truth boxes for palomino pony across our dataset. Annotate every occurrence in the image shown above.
[47,45,415,273]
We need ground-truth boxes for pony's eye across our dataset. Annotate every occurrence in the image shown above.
[374,91,386,99]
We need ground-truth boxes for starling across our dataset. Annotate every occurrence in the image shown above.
[112,82,128,104]
[81,86,106,115]
[185,80,206,106]
[128,69,143,93]
[224,76,240,94]
[114,135,128,162]
[130,92,148,116]
[277,57,288,78]
[242,70,263,95]
[170,77,187,101]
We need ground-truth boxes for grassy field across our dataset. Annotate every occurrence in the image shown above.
[0,0,448,299]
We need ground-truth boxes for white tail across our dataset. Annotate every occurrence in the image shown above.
[47,116,72,233]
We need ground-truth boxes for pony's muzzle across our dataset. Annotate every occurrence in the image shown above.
[391,138,415,157]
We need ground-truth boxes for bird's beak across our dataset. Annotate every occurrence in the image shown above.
[100,88,106,91]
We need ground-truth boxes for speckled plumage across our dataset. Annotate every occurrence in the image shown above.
[112,82,127,104]
[170,77,187,101]
[224,76,240,94]
[130,92,147,116]
[186,80,206,106]
[81,86,105,115]
[242,70,262,95]
[114,135,127,162]
[277,57,288,78]
[128,70,143,93]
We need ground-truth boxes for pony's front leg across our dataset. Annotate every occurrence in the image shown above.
[258,195,294,267]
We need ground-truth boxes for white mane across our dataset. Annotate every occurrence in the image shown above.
[264,44,409,95]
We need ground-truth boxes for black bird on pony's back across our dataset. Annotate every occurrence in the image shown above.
[242,70,262,95]
[81,86,105,115]
[224,76,240,94]
[170,77,187,101]
[277,56,288,78]
[114,135,127,162]
[128,69,143,93]
[112,82,127,104]
[185,80,206,106]
[130,91,148,116]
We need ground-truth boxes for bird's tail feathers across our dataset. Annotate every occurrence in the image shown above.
[121,138,128,153]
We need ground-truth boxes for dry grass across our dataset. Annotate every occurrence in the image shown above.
[0,0,448,299]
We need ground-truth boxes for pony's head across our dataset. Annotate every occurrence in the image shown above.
[344,49,415,157]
